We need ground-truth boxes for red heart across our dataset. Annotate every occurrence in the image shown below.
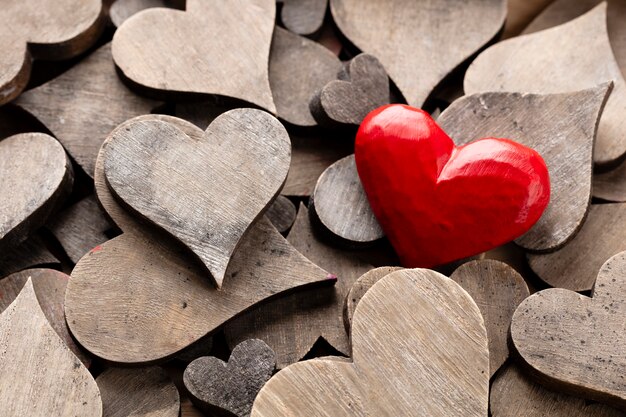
[355,104,550,267]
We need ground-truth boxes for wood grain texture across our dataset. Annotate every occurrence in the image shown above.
[266,195,297,234]
[103,109,291,288]
[438,86,610,252]
[491,364,626,417]
[282,133,353,197]
[0,269,91,367]
[47,195,112,264]
[528,203,626,291]
[330,0,506,107]
[465,4,626,167]
[184,339,275,417]
[0,0,104,105]
[310,53,390,126]
[15,43,160,178]
[512,251,626,409]
[112,0,276,112]
[0,279,101,417]
[109,0,174,27]
[525,0,626,75]
[343,266,402,331]
[251,269,489,417]
[280,0,328,36]
[450,260,529,378]
[224,204,372,368]
[0,133,73,252]
[65,115,333,365]
[310,154,383,245]
[0,234,60,278]
[270,26,342,127]
[97,366,180,417]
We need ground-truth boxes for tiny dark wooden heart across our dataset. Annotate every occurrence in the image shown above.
[103,109,291,288]
[310,53,390,126]
[184,339,276,417]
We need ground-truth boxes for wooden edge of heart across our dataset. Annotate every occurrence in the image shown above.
[510,252,625,409]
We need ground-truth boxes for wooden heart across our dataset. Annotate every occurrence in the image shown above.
[465,4,626,168]
[65,114,332,364]
[0,234,59,278]
[0,269,90,367]
[97,367,180,417]
[528,203,626,292]
[251,269,489,416]
[15,42,160,178]
[112,0,276,112]
[450,260,529,377]
[0,0,104,105]
[438,85,610,252]
[109,0,178,27]
[512,251,626,408]
[0,279,102,417]
[310,53,390,126]
[0,133,73,252]
[491,364,625,417]
[280,0,328,36]
[224,204,372,368]
[270,26,342,127]
[330,0,506,107]
[103,109,291,288]
[184,339,275,417]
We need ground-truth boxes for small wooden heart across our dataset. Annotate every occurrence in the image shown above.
[112,0,276,111]
[184,339,275,417]
[0,133,73,252]
[251,269,489,416]
[512,251,626,408]
[310,53,390,126]
[103,109,291,287]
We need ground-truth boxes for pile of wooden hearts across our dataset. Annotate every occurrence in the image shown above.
[1,0,625,416]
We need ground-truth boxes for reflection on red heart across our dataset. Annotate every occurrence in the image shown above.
[355,104,550,267]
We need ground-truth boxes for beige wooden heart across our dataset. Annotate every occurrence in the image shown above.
[102,109,290,288]
[251,268,489,417]
[112,0,276,112]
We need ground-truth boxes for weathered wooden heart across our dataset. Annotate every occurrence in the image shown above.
[251,269,489,416]
[465,3,626,168]
[280,0,328,36]
[112,0,276,111]
[0,279,101,417]
[0,0,104,105]
[511,250,626,409]
[355,104,550,268]
[329,0,506,106]
[0,133,73,252]
[102,109,290,288]
[310,53,390,126]
[184,339,275,417]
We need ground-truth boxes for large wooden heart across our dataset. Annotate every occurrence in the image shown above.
[251,268,489,416]
[511,251,626,409]
[102,109,290,288]
[112,0,276,111]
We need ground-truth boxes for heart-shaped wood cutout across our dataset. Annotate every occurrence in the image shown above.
[65,114,332,364]
[310,53,390,126]
[0,234,59,278]
[15,43,160,178]
[330,0,506,107]
[439,85,610,252]
[0,133,73,252]
[512,250,626,408]
[251,269,488,416]
[465,3,626,168]
[0,0,104,105]
[184,339,275,417]
[280,0,328,36]
[112,0,276,112]
[0,279,102,417]
[103,109,291,288]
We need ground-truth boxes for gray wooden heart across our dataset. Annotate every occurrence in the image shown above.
[102,109,291,288]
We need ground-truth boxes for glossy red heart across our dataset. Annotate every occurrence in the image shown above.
[355,104,550,267]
